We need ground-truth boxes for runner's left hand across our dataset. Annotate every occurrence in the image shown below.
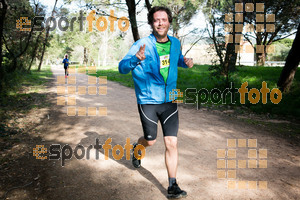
[184,57,194,68]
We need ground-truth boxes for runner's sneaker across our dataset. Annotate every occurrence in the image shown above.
[132,143,141,168]
[167,182,187,199]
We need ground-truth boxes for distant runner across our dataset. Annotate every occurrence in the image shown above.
[119,6,193,199]
[62,54,69,78]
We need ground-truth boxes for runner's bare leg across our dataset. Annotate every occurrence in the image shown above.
[164,136,178,178]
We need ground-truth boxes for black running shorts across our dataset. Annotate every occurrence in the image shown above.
[137,102,179,141]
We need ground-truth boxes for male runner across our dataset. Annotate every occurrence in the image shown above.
[119,6,193,199]
[62,54,69,78]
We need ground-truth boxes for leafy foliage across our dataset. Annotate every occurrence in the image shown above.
[152,0,202,38]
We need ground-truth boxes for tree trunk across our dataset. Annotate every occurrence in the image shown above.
[102,32,108,66]
[256,52,266,66]
[11,57,17,72]
[222,0,242,86]
[223,43,236,81]
[145,0,151,11]
[125,0,140,42]
[255,32,265,66]
[0,0,8,90]
[38,0,58,71]
[28,31,42,71]
[83,47,88,65]
[208,17,224,67]
[2,1,37,73]
[0,0,7,68]
[277,23,300,92]
[173,23,179,39]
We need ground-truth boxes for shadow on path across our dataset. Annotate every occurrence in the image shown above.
[79,131,166,197]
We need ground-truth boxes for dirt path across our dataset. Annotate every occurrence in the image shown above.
[24,65,300,199]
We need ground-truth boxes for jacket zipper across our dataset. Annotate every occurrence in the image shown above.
[154,36,170,103]
[165,41,171,103]
[165,64,170,103]
[155,44,166,103]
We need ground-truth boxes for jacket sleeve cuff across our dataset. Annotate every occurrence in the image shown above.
[179,54,188,68]
[130,55,141,70]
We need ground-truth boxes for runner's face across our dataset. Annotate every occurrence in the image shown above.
[152,11,170,40]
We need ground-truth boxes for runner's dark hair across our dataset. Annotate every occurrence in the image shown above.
[148,6,173,25]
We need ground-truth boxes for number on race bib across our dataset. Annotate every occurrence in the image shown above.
[160,54,170,69]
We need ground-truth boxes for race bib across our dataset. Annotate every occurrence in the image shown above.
[160,54,170,69]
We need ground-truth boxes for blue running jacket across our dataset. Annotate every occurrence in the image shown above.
[119,34,188,104]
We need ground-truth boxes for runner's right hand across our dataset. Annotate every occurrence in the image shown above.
[136,44,146,61]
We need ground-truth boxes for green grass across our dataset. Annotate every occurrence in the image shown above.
[86,65,300,119]
[22,66,52,91]
[3,65,52,96]
[96,68,135,88]
[176,65,300,118]
[230,66,300,117]
[0,65,53,136]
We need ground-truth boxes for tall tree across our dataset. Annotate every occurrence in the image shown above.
[0,0,8,90]
[145,0,151,11]
[204,0,238,85]
[125,0,140,41]
[152,0,201,39]
[222,0,244,85]
[277,23,300,92]
[37,0,58,71]
[2,0,36,72]
[66,0,143,42]
[243,0,299,66]
[28,31,43,71]
[28,1,46,71]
